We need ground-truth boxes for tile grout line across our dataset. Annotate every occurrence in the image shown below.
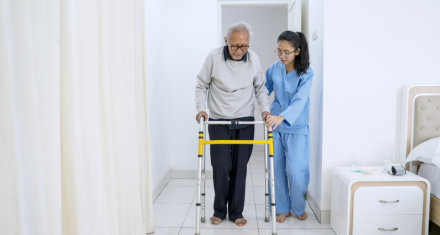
[180,201,193,235]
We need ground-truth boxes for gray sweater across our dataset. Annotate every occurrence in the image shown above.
[195,47,270,119]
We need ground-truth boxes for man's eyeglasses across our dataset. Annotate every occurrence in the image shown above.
[275,48,296,57]
[229,44,249,51]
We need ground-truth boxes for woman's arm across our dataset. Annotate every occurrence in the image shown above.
[265,66,274,96]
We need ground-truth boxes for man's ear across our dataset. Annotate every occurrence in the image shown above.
[295,48,301,56]
[224,37,228,45]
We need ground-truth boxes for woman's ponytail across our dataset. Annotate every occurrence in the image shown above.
[295,32,310,76]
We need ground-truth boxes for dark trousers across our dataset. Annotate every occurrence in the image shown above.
[208,121,254,221]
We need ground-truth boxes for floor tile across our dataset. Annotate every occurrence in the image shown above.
[251,171,267,187]
[249,153,265,165]
[167,179,197,187]
[193,186,255,205]
[153,203,191,228]
[182,204,258,229]
[253,187,268,205]
[149,228,181,235]
[259,228,336,235]
[179,228,259,235]
[251,150,265,157]
[255,204,330,229]
[155,186,196,204]
[189,172,253,194]
[250,162,266,175]
[245,173,253,186]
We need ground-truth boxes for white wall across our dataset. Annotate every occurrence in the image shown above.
[145,0,218,191]
[145,0,165,193]
[321,0,440,212]
[301,0,324,215]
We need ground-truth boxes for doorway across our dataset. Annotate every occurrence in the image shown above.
[220,1,296,150]
[221,4,287,71]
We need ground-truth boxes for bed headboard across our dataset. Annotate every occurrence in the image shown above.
[405,86,440,158]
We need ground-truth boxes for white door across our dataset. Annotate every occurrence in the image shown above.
[288,0,301,32]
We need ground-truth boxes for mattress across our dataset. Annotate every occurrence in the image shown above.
[418,163,440,198]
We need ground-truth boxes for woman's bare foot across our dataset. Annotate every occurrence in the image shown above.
[234,218,247,226]
[276,212,292,223]
[210,216,222,225]
[296,212,307,220]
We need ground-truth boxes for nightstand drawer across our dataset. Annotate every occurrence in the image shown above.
[353,214,422,235]
[353,186,423,215]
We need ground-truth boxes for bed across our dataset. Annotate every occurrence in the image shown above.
[403,85,440,226]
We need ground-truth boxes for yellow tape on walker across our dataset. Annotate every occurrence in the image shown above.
[202,140,271,145]
[198,133,204,155]
[269,142,274,156]
[197,135,274,156]
[268,132,274,155]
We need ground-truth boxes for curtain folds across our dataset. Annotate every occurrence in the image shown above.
[0,0,153,234]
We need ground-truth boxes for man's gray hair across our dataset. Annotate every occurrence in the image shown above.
[224,21,253,41]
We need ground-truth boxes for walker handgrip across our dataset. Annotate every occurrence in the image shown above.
[199,117,205,132]
[205,121,265,125]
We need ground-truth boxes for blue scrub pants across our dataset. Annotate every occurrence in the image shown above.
[272,131,309,216]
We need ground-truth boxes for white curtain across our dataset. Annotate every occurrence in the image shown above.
[0,0,61,234]
[0,0,154,234]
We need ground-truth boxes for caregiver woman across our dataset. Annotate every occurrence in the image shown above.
[265,30,313,223]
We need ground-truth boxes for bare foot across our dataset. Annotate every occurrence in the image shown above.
[234,218,247,226]
[296,212,307,220]
[276,212,292,223]
[210,216,222,225]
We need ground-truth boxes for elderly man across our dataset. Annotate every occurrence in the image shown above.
[195,22,270,227]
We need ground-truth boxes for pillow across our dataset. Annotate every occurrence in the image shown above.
[406,137,440,168]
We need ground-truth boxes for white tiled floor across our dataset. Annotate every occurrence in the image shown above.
[152,151,336,235]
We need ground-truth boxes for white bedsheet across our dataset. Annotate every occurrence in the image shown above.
[418,163,440,198]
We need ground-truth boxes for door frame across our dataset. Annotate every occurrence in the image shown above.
[288,0,301,32]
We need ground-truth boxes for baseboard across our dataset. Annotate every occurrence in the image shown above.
[320,210,330,224]
[153,171,169,201]
[306,192,330,224]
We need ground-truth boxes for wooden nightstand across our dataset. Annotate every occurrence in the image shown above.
[330,166,430,235]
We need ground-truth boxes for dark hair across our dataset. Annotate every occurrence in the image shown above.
[278,31,310,76]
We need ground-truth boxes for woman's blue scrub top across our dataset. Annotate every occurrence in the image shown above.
[265,61,313,135]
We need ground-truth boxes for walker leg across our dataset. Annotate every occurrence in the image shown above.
[195,154,202,235]
[201,123,207,223]
[200,165,206,223]
[195,124,204,235]
[195,155,203,235]
[201,166,206,223]
[264,125,270,223]
[268,130,277,235]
